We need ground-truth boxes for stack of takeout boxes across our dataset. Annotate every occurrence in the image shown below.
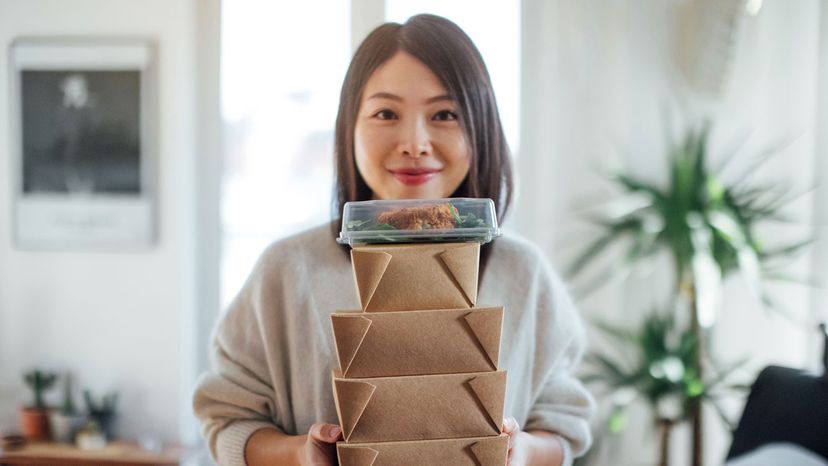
[332,199,509,466]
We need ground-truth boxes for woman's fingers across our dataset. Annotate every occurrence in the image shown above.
[303,423,341,466]
[502,416,519,435]
[308,423,342,444]
[503,416,519,465]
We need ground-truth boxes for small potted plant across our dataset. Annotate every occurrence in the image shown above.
[84,389,118,440]
[49,373,87,443]
[19,370,57,441]
[75,420,106,450]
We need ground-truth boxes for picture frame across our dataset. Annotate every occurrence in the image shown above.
[9,38,157,250]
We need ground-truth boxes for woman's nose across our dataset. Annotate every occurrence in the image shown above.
[397,118,432,158]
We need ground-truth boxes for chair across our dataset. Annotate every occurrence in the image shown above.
[725,323,828,464]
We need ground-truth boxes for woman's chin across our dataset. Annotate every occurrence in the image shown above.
[372,181,453,200]
[393,188,446,200]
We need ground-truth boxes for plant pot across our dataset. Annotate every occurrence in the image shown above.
[49,411,87,443]
[19,407,50,441]
[76,428,106,450]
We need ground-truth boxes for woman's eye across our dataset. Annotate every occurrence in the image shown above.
[433,110,458,121]
[372,109,398,120]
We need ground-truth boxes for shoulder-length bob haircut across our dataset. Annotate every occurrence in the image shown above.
[333,14,514,227]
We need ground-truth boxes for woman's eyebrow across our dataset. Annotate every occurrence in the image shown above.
[365,92,454,104]
[425,94,453,104]
[366,92,402,101]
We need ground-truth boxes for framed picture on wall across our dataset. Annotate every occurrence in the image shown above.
[9,38,157,250]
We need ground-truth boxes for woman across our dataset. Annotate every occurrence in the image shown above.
[193,14,594,466]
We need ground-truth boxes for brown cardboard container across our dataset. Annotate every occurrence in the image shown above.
[351,242,480,312]
[331,307,503,378]
[332,369,506,443]
[337,434,509,466]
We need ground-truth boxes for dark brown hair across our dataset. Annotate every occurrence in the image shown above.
[331,14,514,268]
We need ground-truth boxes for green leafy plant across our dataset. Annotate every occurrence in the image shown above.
[569,122,810,466]
[84,389,118,440]
[23,370,58,409]
[59,373,78,416]
[570,123,809,305]
[582,310,746,466]
[84,390,118,417]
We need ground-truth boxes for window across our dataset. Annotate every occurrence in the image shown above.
[221,1,350,307]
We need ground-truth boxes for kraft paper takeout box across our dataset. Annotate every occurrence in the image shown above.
[350,242,480,312]
[332,369,506,443]
[337,434,509,466]
[330,306,503,378]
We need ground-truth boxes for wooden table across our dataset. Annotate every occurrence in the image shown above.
[0,441,183,466]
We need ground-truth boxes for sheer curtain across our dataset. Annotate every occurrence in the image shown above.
[516,1,827,465]
[220,1,349,307]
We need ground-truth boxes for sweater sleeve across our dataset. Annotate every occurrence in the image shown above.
[523,254,595,466]
[192,252,285,466]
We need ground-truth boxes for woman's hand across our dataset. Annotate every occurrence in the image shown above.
[502,416,531,466]
[300,423,342,466]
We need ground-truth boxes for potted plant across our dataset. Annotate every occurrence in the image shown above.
[19,370,57,441]
[75,420,107,450]
[49,373,87,443]
[84,389,118,440]
[569,122,810,465]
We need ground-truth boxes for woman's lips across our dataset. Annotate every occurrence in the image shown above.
[389,168,440,186]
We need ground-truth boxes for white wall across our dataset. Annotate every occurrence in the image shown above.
[0,0,214,447]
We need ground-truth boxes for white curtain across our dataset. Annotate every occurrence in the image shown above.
[515,1,827,464]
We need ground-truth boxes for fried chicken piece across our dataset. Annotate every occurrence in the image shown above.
[377,203,457,230]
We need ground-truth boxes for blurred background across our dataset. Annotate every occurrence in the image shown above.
[0,0,826,465]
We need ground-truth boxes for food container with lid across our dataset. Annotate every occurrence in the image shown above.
[338,198,500,246]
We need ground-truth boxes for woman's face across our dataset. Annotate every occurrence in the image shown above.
[354,51,471,200]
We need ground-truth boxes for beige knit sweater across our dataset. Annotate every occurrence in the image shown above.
[192,223,594,465]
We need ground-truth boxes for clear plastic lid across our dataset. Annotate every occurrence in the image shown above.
[338,198,501,246]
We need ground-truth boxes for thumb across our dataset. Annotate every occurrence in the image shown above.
[308,423,342,443]
[502,416,519,434]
